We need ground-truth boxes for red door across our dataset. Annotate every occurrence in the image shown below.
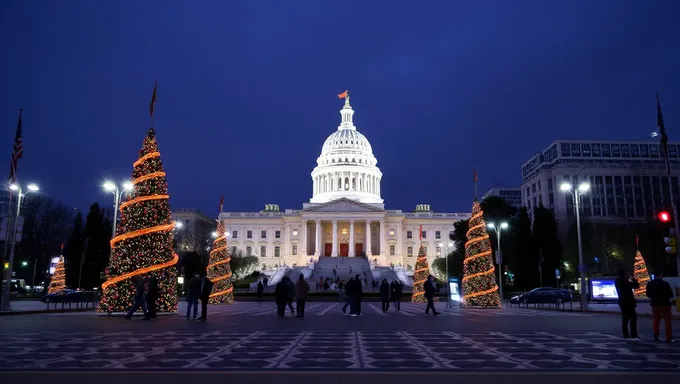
[340,244,349,257]
[355,243,364,257]
[324,243,332,256]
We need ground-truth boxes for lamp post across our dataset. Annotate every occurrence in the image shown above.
[444,242,454,307]
[561,181,590,311]
[1,182,39,310]
[103,181,133,259]
[487,222,508,303]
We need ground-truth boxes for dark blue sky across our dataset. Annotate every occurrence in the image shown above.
[2,0,679,217]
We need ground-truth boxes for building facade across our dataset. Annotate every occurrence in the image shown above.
[483,187,522,209]
[521,140,680,226]
[219,95,469,270]
[171,208,217,254]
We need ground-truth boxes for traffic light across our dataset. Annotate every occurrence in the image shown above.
[665,228,677,255]
[659,210,671,223]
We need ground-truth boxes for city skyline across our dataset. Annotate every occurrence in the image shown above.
[2,0,679,216]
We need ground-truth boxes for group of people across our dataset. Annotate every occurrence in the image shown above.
[615,268,675,342]
[124,275,158,320]
[274,274,309,318]
[378,278,404,312]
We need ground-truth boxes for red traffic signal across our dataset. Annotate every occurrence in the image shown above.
[658,211,672,223]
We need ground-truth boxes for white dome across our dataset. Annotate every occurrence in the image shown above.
[310,95,383,204]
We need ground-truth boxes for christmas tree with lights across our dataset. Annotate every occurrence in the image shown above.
[98,84,178,313]
[633,248,650,299]
[207,196,234,304]
[48,255,66,294]
[411,225,430,303]
[462,200,501,307]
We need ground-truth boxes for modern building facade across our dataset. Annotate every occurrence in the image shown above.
[171,208,217,254]
[219,95,469,270]
[483,187,522,209]
[521,140,680,226]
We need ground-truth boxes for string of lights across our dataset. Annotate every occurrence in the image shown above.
[48,256,66,294]
[411,245,430,303]
[462,200,501,307]
[633,250,650,298]
[207,219,234,304]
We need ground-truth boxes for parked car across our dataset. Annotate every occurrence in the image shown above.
[510,287,572,305]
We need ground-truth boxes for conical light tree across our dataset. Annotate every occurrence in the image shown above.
[97,127,178,314]
[207,214,234,304]
[462,200,501,307]
[411,245,430,303]
[48,256,66,294]
[633,250,650,299]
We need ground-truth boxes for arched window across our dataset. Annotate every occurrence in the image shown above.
[344,177,349,190]
[359,177,363,191]
[337,178,341,190]
[352,177,356,190]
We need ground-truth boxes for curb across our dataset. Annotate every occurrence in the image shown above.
[0,308,96,316]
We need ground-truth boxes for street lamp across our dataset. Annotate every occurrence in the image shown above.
[561,181,590,311]
[102,180,133,258]
[487,221,508,304]
[443,241,454,307]
[1,182,39,310]
[211,231,219,238]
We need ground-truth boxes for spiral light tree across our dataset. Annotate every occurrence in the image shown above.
[207,198,234,304]
[48,255,66,294]
[97,127,178,314]
[633,250,650,299]
[462,200,501,307]
[411,225,430,303]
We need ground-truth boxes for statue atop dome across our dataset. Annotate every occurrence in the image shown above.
[338,89,350,107]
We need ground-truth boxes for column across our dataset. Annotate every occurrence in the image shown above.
[365,221,372,256]
[301,220,307,256]
[315,220,321,256]
[379,220,386,256]
[331,220,338,257]
[349,220,355,257]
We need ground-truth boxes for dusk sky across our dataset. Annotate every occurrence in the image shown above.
[2,1,679,218]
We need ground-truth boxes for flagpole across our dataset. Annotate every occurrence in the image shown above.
[150,81,157,129]
[657,94,680,277]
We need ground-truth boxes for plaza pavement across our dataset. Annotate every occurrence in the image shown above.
[1,300,679,384]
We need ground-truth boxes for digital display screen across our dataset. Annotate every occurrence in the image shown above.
[591,279,618,300]
[449,279,461,302]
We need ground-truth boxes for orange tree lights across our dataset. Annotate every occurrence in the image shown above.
[97,128,178,314]
[411,245,430,303]
[633,250,650,299]
[207,218,234,304]
[48,256,66,294]
[462,200,501,307]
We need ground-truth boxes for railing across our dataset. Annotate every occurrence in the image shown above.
[44,291,100,312]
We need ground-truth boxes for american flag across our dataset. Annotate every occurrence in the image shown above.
[8,109,23,184]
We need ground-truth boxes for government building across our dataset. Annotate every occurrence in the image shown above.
[218,94,469,271]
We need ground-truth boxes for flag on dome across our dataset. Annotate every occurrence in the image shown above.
[338,90,348,99]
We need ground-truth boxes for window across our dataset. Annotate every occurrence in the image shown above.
[260,246,266,257]
[247,231,252,239]
[538,180,542,191]
[436,247,441,257]
[407,231,412,239]
[246,246,252,256]
[261,230,267,239]
[422,231,427,239]
[449,231,454,239]
[292,229,298,236]
[389,229,395,236]
[232,230,238,239]
[274,246,280,257]
[275,230,281,239]
[292,245,298,255]
[435,231,441,239]
[407,247,413,257]
[390,245,395,255]
[423,246,428,254]
[532,184,536,193]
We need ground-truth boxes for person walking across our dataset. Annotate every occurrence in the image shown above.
[614,269,640,339]
[295,274,310,319]
[197,275,213,322]
[379,279,390,313]
[342,277,354,314]
[350,274,363,316]
[256,280,264,304]
[275,278,288,318]
[646,270,675,343]
[424,275,439,316]
[391,280,402,311]
[263,277,269,290]
[125,277,149,320]
[285,276,296,316]
[146,276,159,319]
[186,273,202,320]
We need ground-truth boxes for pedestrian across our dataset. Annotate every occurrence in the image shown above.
[379,278,390,313]
[125,277,149,320]
[256,280,264,304]
[275,278,288,318]
[646,270,675,343]
[263,277,269,290]
[146,276,158,319]
[186,273,201,320]
[614,269,639,339]
[391,280,402,311]
[197,275,213,322]
[342,277,354,314]
[350,274,363,316]
[295,274,310,319]
[333,267,337,278]
[285,276,296,316]
[424,275,439,316]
